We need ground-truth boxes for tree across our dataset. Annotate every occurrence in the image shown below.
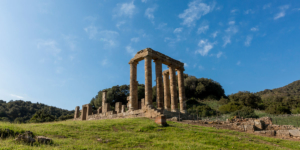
[30,110,55,123]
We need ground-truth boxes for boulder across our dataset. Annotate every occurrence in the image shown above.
[276,130,290,138]
[37,136,52,144]
[14,131,35,143]
[289,130,300,137]
[155,115,167,126]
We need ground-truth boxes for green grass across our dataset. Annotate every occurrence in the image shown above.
[1,118,300,149]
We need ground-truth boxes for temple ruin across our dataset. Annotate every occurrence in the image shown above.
[74,48,188,121]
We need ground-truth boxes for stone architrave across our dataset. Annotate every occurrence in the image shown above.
[144,55,152,107]
[163,70,171,111]
[115,102,122,113]
[74,106,80,119]
[154,59,163,110]
[169,65,178,112]
[129,61,138,110]
[177,68,186,113]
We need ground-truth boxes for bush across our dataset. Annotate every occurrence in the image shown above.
[187,105,216,117]
[265,102,291,114]
[230,107,258,119]
[218,102,243,114]
[30,110,56,123]
[228,91,261,109]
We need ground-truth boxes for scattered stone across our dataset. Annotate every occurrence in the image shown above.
[37,136,52,144]
[289,129,300,137]
[14,131,35,143]
[276,130,290,138]
[155,115,167,126]
[97,138,103,143]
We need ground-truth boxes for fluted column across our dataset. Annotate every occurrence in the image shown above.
[129,61,138,110]
[177,68,186,113]
[144,56,152,107]
[154,59,163,110]
[169,65,178,112]
[163,71,171,111]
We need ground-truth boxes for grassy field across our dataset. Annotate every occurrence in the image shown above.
[1,118,300,150]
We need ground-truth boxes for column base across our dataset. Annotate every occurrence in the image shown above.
[180,110,187,114]
[171,109,178,112]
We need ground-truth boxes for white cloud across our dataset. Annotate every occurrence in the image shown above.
[245,35,253,46]
[84,26,119,46]
[156,23,167,29]
[131,37,139,42]
[274,5,290,20]
[245,9,255,14]
[225,26,238,34]
[101,59,108,66]
[231,9,238,13]
[37,40,61,57]
[196,39,214,56]
[198,65,204,70]
[145,5,157,23]
[116,1,136,18]
[116,21,126,29]
[184,63,188,67]
[197,25,209,34]
[56,67,64,74]
[141,0,147,3]
[10,94,24,99]
[126,45,136,56]
[250,27,259,31]
[174,28,183,33]
[263,3,271,9]
[216,51,223,58]
[211,31,218,38]
[237,61,241,65]
[222,36,231,47]
[178,0,214,27]
[228,21,235,25]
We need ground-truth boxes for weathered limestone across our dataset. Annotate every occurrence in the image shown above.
[97,107,102,114]
[169,65,178,112]
[129,61,138,110]
[163,70,171,111]
[102,103,110,113]
[115,102,122,113]
[141,98,145,109]
[144,55,152,107]
[154,59,163,110]
[155,115,167,126]
[102,90,110,113]
[177,68,186,113]
[121,105,126,113]
[81,104,92,121]
[74,106,80,119]
[102,90,107,107]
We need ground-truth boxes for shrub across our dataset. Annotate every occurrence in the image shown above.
[228,91,261,109]
[187,105,216,117]
[265,102,291,114]
[230,107,258,119]
[218,102,243,114]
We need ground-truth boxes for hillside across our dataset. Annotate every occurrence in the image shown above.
[0,118,299,149]
[256,80,300,99]
[0,100,74,123]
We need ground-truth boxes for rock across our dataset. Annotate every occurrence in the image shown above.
[276,130,290,138]
[289,129,300,137]
[37,136,52,144]
[155,115,167,126]
[254,120,265,130]
[97,138,103,143]
[170,117,182,121]
[14,131,35,143]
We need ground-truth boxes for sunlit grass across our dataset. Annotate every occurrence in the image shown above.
[0,118,300,149]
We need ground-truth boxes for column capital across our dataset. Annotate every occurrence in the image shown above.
[153,58,162,63]
[175,67,185,72]
[163,70,169,75]
[129,60,139,65]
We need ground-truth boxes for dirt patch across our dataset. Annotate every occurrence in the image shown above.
[112,126,118,132]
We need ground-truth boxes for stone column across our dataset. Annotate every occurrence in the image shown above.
[102,90,107,107]
[134,81,139,109]
[169,65,178,112]
[144,56,152,107]
[177,68,186,113]
[74,106,80,119]
[129,61,138,110]
[154,59,163,110]
[163,71,171,111]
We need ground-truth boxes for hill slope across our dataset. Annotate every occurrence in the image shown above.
[0,118,299,149]
[0,100,74,123]
[256,80,300,99]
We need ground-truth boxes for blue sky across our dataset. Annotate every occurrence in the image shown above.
[0,0,300,110]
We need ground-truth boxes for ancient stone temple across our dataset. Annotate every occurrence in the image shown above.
[73,48,187,121]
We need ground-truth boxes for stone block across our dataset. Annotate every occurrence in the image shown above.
[289,129,300,137]
[155,115,167,126]
[121,105,126,113]
[102,103,110,113]
[97,107,102,114]
[254,120,265,130]
[276,130,290,137]
[115,102,122,113]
